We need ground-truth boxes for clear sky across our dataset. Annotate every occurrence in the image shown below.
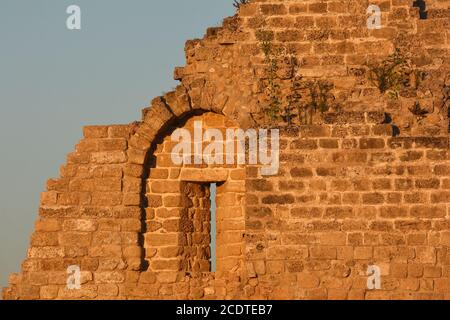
[0,0,234,291]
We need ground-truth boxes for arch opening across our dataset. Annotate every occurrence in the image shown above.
[139,112,246,277]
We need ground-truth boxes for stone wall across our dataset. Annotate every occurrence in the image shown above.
[3,0,450,300]
[247,112,450,300]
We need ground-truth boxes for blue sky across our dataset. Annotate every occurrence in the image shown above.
[0,0,234,290]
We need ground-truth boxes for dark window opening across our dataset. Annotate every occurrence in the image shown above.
[413,0,428,19]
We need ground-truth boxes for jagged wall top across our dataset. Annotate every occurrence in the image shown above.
[157,0,450,135]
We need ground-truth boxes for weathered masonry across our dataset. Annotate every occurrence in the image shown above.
[3,0,450,300]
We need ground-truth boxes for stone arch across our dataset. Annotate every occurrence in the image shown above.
[123,87,247,276]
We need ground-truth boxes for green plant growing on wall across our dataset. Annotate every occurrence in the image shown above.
[256,30,283,122]
[367,48,411,98]
[315,80,334,113]
[283,50,302,126]
[298,80,334,125]
[256,30,335,125]
[285,75,302,125]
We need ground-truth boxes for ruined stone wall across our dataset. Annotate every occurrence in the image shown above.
[247,112,450,300]
[3,0,450,300]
